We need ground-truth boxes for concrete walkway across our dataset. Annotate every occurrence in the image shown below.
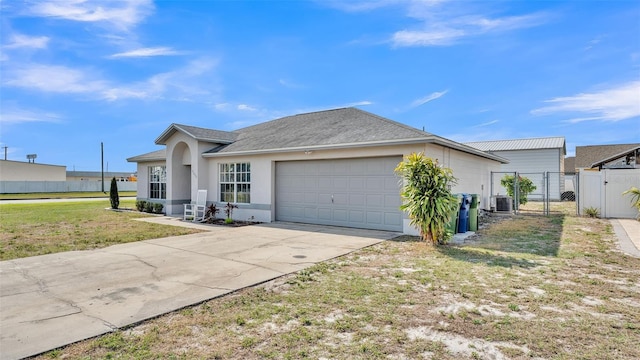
[0,221,398,360]
[611,218,640,257]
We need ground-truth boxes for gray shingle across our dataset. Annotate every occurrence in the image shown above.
[155,124,238,145]
[575,143,640,168]
[206,108,430,153]
[126,149,166,162]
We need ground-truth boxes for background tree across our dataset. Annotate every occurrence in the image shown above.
[501,174,536,205]
[395,152,458,245]
[109,177,119,209]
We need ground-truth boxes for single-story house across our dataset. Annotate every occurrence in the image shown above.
[464,137,566,200]
[574,143,640,171]
[127,108,507,234]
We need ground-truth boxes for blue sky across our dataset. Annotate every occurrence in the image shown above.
[1,0,639,173]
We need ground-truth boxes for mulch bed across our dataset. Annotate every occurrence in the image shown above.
[204,219,261,227]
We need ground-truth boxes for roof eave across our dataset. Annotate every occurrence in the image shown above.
[155,124,235,145]
[127,156,166,163]
[589,146,640,168]
[202,137,509,163]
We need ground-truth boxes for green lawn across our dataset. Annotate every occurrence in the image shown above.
[0,191,137,200]
[0,199,201,260]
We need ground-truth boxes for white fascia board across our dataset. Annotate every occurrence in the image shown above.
[201,137,508,163]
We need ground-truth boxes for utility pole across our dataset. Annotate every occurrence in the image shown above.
[101,142,105,193]
[2,146,7,160]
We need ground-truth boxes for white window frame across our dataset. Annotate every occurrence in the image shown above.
[148,165,166,199]
[219,162,251,203]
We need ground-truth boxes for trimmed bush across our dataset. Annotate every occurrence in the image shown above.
[135,200,147,212]
[153,203,164,214]
[109,177,119,209]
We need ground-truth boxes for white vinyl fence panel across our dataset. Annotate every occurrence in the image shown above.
[0,181,138,194]
[578,169,640,219]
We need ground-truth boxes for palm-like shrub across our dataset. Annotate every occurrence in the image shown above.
[395,153,458,245]
[622,186,640,220]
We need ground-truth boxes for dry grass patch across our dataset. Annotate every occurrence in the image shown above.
[36,204,640,359]
[0,200,202,260]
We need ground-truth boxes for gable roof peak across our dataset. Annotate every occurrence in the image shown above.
[155,123,238,145]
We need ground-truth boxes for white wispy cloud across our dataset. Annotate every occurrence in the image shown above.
[3,57,219,102]
[4,33,50,49]
[237,104,257,111]
[109,47,182,58]
[328,0,549,48]
[343,100,373,107]
[0,106,63,125]
[410,90,448,107]
[279,78,304,89]
[472,120,499,128]
[26,0,154,30]
[102,57,219,101]
[392,11,548,47]
[531,81,640,123]
[322,0,402,12]
[3,64,106,93]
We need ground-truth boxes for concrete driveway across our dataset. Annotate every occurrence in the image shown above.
[0,221,398,360]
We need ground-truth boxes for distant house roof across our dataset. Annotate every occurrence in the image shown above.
[126,149,166,163]
[129,108,508,164]
[465,137,566,154]
[155,124,238,145]
[575,143,640,169]
[564,156,576,174]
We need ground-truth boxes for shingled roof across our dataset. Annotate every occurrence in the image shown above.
[126,149,166,162]
[206,108,428,153]
[202,108,505,162]
[129,108,508,163]
[155,124,238,145]
[575,143,640,169]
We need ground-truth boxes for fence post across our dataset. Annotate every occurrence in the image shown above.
[545,171,550,216]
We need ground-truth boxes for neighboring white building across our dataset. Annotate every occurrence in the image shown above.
[128,108,507,234]
[0,160,66,181]
[465,137,566,200]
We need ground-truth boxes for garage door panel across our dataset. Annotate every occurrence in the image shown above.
[318,178,332,189]
[366,177,384,190]
[366,194,383,207]
[304,193,317,203]
[318,193,332,204]
[349,177,364,190]
[333,209,348,221]
[385,177,400,190]
[304,177,318,188]
[276,157,402,231]
[318,208,332,220]
[304,207,317,220]
[349,210,365,223]
[333,193,348,205]
[333,177,348,190]
[385,194,401,207]
[385,212,402,226]
[316,162,332,174]
[366,211,382,224]
[350,194,365,206]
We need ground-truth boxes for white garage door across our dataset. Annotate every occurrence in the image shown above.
[276,157,403,231]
